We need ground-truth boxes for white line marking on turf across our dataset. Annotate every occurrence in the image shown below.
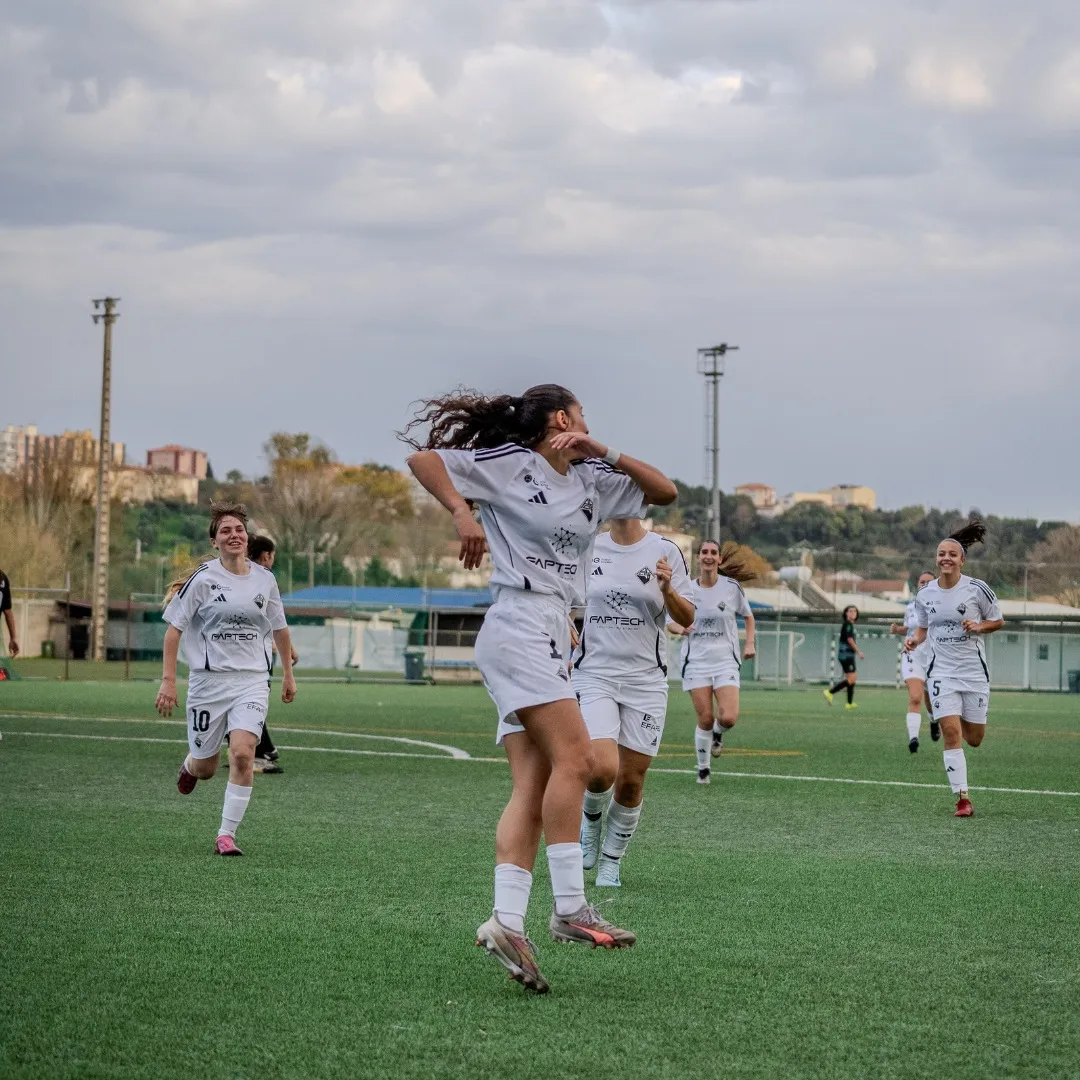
[2,719,1078,798]
[0,712,471,759]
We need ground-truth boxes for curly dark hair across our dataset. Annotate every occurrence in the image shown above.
[398,384,578,451]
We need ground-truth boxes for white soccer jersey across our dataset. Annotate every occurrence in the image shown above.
[436,445,647,606]
[572,532,694,682]
[678,577,753,676]
[163,559,287,675]
[915,574,1002,691]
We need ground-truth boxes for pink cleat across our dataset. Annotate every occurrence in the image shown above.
[215,835,243,856]
[177,762,198,795]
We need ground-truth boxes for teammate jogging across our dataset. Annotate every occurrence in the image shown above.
[904,522,1003,817]
[824,605,864,710]
[155,502,297,855]
[404,384,677,993]
[0,567,19,662]
[573,519,694,887]
[890,571,936,752]
[668,541,757,785]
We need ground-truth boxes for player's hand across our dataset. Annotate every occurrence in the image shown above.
[568,618,580,649]
[656,557,673,592]
[282,673,297,704]
[156,678,177,717]
[548,432,608,460]
[8,639,19,658]
[743,643,756,660]
[857,649,866,660]
[962,619,982,635]
[290,648,299,665]
[669,623,692,636]
[902,637,917,653]
[452,505,487,570]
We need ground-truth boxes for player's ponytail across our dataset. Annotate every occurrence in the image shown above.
[717,541,760,584]
[399,384,578,450]
[162,554,216,606]
[945,519,986,552]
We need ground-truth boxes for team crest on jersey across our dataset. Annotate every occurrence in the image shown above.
[956,603,966,615]
[718,601,727,612]
[551,527,579,555]
[578,498,595,523]
[606,589,632,612]
[636,567,653,585]
[254,594,265,609]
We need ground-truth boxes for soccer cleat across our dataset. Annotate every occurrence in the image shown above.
[909,737,919,754]
[845,702,859,711]
[595,856,621,887]
[475,915,549,993]
[954,796,974,818]
[580,814,602,871]
[823,689,834,705]
[697,768,711,785]
[711,731,723,758]
[550,903,635,948]
[254,757,283,775]
[177,762,198,795]
[215,834,243,856]
[266,747,280,762]
[930,720,941,742]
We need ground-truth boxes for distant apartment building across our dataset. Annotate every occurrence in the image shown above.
[0,425,125,473]
[735,483,777,511]
[738,481,877,517]
[73,465,199,506]
[826,484,876,511]
[147,444,208,480]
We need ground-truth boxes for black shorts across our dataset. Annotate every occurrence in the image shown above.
[838,654,857,675]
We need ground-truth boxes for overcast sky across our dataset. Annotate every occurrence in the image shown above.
[3,0,1078,521]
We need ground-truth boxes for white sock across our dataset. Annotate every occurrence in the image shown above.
[712,719,723,735]
[546,842,587,916]
[906,712,922,740]
[695,728,712,770]
[493,863,532,933]
[218,782,252,838]
[182,754,193,773]
[582,786,612,823]
[602,800,642,861]
[943,748,967,794]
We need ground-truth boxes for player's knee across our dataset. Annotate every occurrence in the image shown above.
[719,712,737,730]
[614,776,644,805]
[965,727,986,748]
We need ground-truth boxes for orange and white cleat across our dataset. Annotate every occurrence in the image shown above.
[954,796,974,818]
[215,834,243,856]
[476,915,549,993]
[549,903,635,949]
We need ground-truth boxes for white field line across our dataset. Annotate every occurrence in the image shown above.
[2,717,1078,798]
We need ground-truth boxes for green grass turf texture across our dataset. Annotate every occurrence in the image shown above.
[1,679,1078,1080]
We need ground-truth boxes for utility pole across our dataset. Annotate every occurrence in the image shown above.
[90,297,120,662]
[697,343,739,541]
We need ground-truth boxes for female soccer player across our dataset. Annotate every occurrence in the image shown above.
[155,502,297,855]
[668,541,757,785]
[904,522,1003,817]
[247,534,299,774]
[824,605,864,710]
[890,571,937,752]
[404,384,677,993]
[572,518,695,886]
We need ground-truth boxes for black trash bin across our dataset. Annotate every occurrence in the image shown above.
[1068,670,1080,694]
[404,651,425,682]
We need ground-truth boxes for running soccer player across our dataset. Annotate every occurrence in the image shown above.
[668,541,757,785]
[247,534,299,775]
[404,384,677,993]
[0,566,19,660]
[573,519,695,887]
[904,522,1003,817]
[890,571,936,752]
[155,502,297,855]
[824,605,864,710]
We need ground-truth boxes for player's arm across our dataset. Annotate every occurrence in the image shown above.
[742,613,756,659]
[963,617,1004,635]
[273,628,297,703]
[2,608,18,657]
[156,626,182,716]
[407,451,487,570]
[903,627,927,652]
[657,559,694,626]
[889,622,907,636]
[546,434,677,505]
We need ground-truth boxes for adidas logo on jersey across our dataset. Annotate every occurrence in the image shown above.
[528,491,548,505]
[213,593,228,603]
[592,566,603,576]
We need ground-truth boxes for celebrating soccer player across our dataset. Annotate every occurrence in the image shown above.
[890,571,936,752]
[904,522,1003,817]
[668,540,757,784]
[155,502,297,855]
[572,518,695,886]
[404,384,676,993]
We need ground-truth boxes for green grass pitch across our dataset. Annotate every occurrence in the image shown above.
[1,677,1079,1079]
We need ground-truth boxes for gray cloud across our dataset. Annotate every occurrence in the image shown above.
[2,0,1079,521]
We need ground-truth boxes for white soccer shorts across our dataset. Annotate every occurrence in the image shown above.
[572,673,668,758]
[901,645,930,683]
[681,661,741,692]
[473,591,577,744]
[928,681,989,725]
[184,674,270,759]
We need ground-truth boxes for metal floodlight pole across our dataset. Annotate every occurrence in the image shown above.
[90,297,120,662]
[696,343,739,540]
